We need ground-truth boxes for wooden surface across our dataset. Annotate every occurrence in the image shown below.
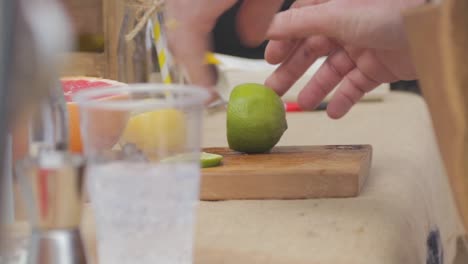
[59,0,124,79]
[102,0,124,80]
[200,145,372,200]
[60,52,106,77]
[403,0,468,232]
[79,93,466,264]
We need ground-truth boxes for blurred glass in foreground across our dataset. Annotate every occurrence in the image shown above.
[74,84,209,264]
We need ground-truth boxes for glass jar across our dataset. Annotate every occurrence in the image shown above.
[117,0,161,83]
[28,81,69,153]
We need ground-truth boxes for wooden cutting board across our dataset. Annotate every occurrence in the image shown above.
[200,145,372,200]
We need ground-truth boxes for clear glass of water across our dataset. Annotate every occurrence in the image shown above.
[73,84,210,264]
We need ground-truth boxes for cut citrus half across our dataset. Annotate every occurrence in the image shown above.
[160,152,223,168]
[61,76,126,153]
[121,109,187,155]
[201,152,223,168]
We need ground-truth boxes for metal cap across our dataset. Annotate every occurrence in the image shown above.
[28,229,87,264]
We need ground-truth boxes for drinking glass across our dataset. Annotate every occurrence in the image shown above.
[73,84,209,264]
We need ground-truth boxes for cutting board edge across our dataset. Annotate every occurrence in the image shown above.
[200,169,359,201]
[200,193,360,201]
[200,144,373,200]
[358,145,373,192]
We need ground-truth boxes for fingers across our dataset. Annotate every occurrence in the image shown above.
[267,3,409,50]
[297,49,355,110]
[167,31,215,87]
[264,40,297,65]
[237,0,285,47]
[165,0,237,88]
[352,48,398,83]
[327,68,380,119]
[266,3,341,41]
[291,0,331,8]
[265,36,337,96]
[264,0,329,65]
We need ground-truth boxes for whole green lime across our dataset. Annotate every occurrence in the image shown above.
[227,83,287,153]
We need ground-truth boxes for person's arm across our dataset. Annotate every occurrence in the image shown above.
[165,0,284,96]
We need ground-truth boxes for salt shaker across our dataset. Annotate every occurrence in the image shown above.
[16,149,86,264]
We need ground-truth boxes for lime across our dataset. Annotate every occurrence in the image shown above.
[227,83,287,153]
[201,152,223,168]
[160,152,223,168]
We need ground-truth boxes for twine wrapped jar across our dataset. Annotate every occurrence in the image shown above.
[117,0,165,83]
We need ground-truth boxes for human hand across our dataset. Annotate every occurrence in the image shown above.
[264,0,424,118]
[165,0,284,93]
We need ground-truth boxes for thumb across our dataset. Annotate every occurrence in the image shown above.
[266,3,343,41]
[266,3,407,49]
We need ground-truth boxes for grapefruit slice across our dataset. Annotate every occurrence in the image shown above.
[61,77,123,102]
[61,76,126,153]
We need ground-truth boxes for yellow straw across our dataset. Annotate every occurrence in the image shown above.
[153,13,173,84]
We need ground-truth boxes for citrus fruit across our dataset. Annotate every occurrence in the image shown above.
[160,152,223,168]
[121,109,186,155]
[227,83,287,153]
[61,76,126,153]
[200,152,223,168]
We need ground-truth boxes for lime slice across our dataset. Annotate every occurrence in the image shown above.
[160,153,195,163]
[160,152,223,168]
[201,152,223,168]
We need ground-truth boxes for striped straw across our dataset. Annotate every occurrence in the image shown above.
[153,11,174,84]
